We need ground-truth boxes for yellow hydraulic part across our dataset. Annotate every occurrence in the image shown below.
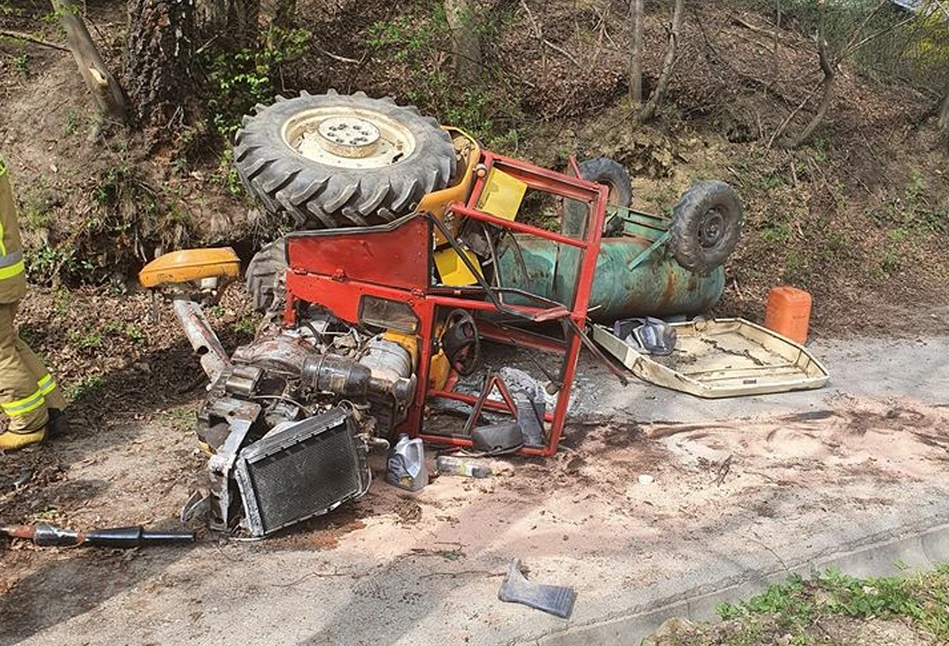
[434,246,482,286]
[421,129,481,246]
[139,248,241,289]
[428,349,451,390]
[384,327,450,390]
[476,167,527,221]
[379,329,449,390]
[428,321,452,390]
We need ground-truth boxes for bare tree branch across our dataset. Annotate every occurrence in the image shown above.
[844,14,917,58]
[640,0,685,122]
[769,82,821,148]
[843,0,889,52]
[0,29,70,52]
[52,0,127,123]
[543,39,580,67]
[789,0,834,147]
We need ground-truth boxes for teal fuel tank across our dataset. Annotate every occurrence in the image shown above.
[495,235,725,322]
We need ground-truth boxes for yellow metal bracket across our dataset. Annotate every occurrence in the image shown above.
[476,168,527,221]
[434,247,483,286]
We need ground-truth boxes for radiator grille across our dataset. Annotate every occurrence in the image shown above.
[234,408,369,536]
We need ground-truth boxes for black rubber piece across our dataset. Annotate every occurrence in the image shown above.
[577,157,633,235]
[471,422,523,454]
[46,408,69,438]
[234,91,456,230]
[246,239,288,313]
[442,309,481,376]
[498,558,577,619]
[83,526,195,548]
[669,180,743,274]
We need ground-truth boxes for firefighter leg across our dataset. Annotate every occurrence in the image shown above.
[14,324,68,436]
[0,302,48,449]
[15,331,66,410]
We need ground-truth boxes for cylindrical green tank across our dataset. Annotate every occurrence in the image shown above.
[495,235,725,322]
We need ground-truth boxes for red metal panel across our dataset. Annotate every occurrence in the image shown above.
[285,273,428,328]
[286,216,431,291]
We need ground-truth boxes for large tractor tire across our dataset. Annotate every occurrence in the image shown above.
[578,157,632,235]
[669,181,743,274]
[234,91,457,230]
[246,239,288,313]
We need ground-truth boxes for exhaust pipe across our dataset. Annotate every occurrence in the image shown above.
[173,299,229,382]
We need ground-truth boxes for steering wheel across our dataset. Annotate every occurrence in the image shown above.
[442,310,482,377]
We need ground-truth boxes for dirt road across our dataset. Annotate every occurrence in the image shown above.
[2,336,948,645]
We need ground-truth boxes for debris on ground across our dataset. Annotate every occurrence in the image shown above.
[0,523,195,549]
[498,558,577,619]
[593,317,830,398]
[436,455,492,479]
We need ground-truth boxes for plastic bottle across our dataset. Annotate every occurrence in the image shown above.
[385,434,428,492]
[436,455,492,479]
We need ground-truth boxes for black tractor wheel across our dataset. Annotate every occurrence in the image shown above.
[234,91,457,230]
[246,240,288,313]
[669,181,743,274]
[578,157,633,236]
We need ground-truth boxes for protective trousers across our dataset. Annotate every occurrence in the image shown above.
[0,301,66,434]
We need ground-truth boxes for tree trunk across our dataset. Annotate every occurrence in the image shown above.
[444,0,482,84]
[52,0,127,123]
[272,0,296,30]
[125,0,196,135]
[198,0,259,50]
[230,0,259,49]
[772,0,781,83]
[789,0,835,148]
[640,0,684,122]
[629,0,644,105]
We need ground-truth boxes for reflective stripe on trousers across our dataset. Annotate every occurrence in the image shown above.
[1,374,58,415]
[0,258,24,280]
[38,373,56,396]
[1,386,45,417]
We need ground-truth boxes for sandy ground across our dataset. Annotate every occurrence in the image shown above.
[2,377,949,645]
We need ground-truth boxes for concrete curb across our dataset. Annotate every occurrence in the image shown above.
[528,521,949,646]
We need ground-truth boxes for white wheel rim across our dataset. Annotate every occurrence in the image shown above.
[282,107,417,170]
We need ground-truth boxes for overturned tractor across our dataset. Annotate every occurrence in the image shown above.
[141,91,743,537]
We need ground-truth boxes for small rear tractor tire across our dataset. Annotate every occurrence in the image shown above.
[246,240,288,313]
[234,91,457,231]
[669,181,743,274]
[578,157,632,236]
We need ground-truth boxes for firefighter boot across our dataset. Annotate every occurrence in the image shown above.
[0,426,46,450]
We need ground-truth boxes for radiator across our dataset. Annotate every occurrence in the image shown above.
[234,407,370,536]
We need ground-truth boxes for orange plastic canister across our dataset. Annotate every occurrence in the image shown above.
[764,286,812,344]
